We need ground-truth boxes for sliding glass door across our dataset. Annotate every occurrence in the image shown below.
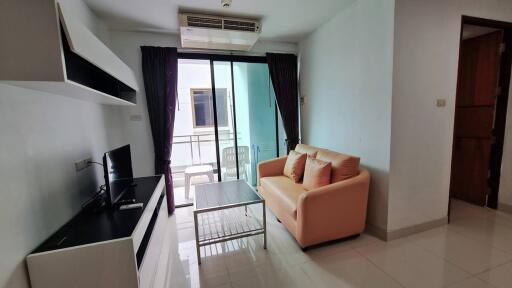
[233,62,278,186]
[173,59,220,207]
[213,61,238,182]
[172,55,283,207]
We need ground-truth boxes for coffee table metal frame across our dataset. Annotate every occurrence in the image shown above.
[193,181,267,264]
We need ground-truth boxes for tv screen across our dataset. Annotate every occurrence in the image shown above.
[103,145,133,207]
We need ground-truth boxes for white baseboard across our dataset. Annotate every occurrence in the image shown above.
[498,202,512,214]
[365,223,388,240]
[366,217,448,241]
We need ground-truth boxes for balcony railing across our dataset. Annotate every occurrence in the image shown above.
[170,131,236,176]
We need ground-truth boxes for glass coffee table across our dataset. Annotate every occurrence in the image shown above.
[193,180,267,264]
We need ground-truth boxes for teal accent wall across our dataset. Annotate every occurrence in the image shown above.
[247,64,278,185]
[234,63,280,185]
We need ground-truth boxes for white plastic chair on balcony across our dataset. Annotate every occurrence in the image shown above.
[222,146,250,181]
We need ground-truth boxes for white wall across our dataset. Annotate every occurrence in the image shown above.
[108,30,297,178]
[108,31,177,177]
[298,0,395,231]
[390,0,512,230]
[0,1,126,287]
[499,87,512,206]
[0,86,126,288]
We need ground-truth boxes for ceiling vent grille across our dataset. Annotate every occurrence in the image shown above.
[181,13,261,33]
[186,15,223,29]
[223,19,257,32]
[179,13,261,51]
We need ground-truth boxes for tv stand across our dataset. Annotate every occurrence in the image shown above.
[26,175,169,288]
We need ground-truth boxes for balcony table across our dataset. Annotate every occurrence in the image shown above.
[184,165,214,199]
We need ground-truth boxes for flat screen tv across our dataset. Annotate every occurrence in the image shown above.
[102,145,134,207]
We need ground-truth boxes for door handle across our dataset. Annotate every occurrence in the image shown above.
[251,144,260,171]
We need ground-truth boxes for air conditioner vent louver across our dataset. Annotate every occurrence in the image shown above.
[186,15,223,29]
[223,19,257,32]
[180,13,261,51]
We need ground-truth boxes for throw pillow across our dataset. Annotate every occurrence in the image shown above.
[283,150,307,183]
[303,156,332,190]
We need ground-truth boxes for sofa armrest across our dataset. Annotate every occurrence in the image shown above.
[296,169,370,246]
[257,156,287,186]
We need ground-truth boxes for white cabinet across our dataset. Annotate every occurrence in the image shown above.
[26,176,170,288]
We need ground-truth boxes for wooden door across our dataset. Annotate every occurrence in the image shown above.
[450,31,503,206]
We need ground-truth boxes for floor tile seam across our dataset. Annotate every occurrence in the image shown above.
[351,247,407,288]
[404,235,491,275]
[446,224,512,254]
[474,259,512,278]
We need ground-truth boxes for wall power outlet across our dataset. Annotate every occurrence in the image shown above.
[75,157,92,172]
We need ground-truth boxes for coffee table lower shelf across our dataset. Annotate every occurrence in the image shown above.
[193,202,267,264]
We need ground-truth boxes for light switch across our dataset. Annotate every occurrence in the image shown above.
[436,99,446,107]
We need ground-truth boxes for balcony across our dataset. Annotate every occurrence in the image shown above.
[171,130,239,206]
[172,59,286,206]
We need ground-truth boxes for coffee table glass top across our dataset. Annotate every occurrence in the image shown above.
[194,180,262,211]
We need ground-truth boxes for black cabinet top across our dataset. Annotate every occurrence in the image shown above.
[32,176,163,254]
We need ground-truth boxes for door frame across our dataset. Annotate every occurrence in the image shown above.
[178,53,268,63]
[177,53,281,183]
[448,16,512,219]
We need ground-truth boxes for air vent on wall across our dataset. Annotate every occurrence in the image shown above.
[180,13,261,51]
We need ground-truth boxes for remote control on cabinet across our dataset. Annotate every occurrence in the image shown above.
[119,203,143,210]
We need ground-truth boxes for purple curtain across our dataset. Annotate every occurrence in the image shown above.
[267,53,299,153]
[141,46,177,215]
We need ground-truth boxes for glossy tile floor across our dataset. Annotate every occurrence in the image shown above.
[162,199,512,288]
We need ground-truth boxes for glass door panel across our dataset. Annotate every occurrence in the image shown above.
[173,59,219,207]
[213,61,238,182]
[233,62,279,186]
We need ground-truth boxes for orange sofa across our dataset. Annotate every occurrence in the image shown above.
[257,144,370,249]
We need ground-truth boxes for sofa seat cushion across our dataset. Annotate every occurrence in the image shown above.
[260,176,306,219]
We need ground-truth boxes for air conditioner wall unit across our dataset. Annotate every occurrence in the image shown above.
[179,13,261,51]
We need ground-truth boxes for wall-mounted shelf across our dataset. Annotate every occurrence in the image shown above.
[2,80,136,106]
[0,0,138,106]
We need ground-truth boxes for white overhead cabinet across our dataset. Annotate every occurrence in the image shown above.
[0,0,138,106]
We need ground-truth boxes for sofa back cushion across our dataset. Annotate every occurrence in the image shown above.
[294,144,319,158]
[303,157,332,190]
[283,150,307,183]
[316,150,360,183]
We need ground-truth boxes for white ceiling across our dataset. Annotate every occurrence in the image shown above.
[84,0,356,43]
